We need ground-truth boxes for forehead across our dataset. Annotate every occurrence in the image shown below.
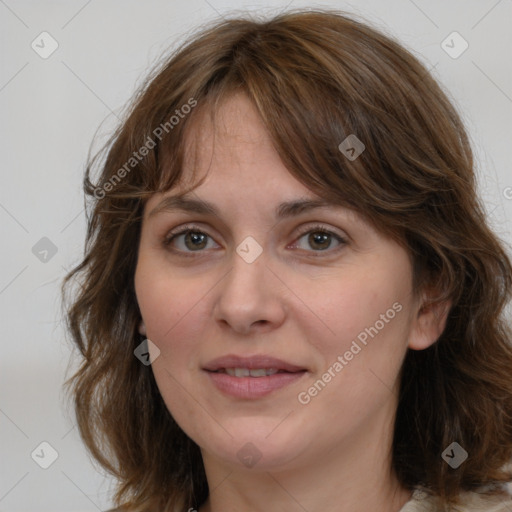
[147,93,365,228]
[154,92,310,200]
[181,92,275,174]
[188,91,266,140]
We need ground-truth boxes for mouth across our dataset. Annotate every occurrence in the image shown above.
[203,355,308,398]
[203,354,307,374]
[208,367,304,377]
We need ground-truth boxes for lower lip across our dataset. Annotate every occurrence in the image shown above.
[205,370,307,399]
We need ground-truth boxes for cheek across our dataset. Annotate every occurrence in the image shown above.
[296,271,411,422]
[134,262,211,365]
[135,264,211,427]
[136,252,188,331]
[310,266,410,354]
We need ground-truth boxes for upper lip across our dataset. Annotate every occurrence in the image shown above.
[203,354,307,373]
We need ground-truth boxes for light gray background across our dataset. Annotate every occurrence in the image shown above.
[1,1,511,511]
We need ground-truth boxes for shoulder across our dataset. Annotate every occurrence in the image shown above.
[400,486,512,512]
[454,489,512,512]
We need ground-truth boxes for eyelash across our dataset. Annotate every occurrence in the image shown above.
[162,223,347,258]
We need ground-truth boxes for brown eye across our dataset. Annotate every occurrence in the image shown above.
[291,226,346,254]
[306,232,333,251]
[181,231,208,251]
[163,226,219,254]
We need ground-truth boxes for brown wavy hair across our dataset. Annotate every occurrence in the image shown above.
[62,8,512,511]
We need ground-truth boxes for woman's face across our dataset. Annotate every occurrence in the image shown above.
[134,93,438,472]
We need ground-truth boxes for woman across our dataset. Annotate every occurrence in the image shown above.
[62,9,512,512]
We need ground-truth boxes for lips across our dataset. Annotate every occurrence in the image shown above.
[203,354,308,399]
[203,354,307,374]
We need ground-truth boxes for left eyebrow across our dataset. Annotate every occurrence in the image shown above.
[147,194,342,220]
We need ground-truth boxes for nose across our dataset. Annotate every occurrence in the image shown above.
[213,246,287,335]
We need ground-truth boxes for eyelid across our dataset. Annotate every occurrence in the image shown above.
[162,223,218,246]
[292,223,347,243]
[288,223,347,254]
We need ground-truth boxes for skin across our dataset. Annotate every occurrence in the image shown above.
[134,92,449,512]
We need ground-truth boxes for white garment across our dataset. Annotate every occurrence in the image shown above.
[399,487,512,511]
[105,486,512,511]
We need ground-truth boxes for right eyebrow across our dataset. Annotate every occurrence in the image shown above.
[148,195,219,218]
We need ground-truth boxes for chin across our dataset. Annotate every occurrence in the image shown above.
[199,421,308,471]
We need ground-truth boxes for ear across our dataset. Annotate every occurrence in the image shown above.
[138,319,147,336]
[408,292,452,351]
